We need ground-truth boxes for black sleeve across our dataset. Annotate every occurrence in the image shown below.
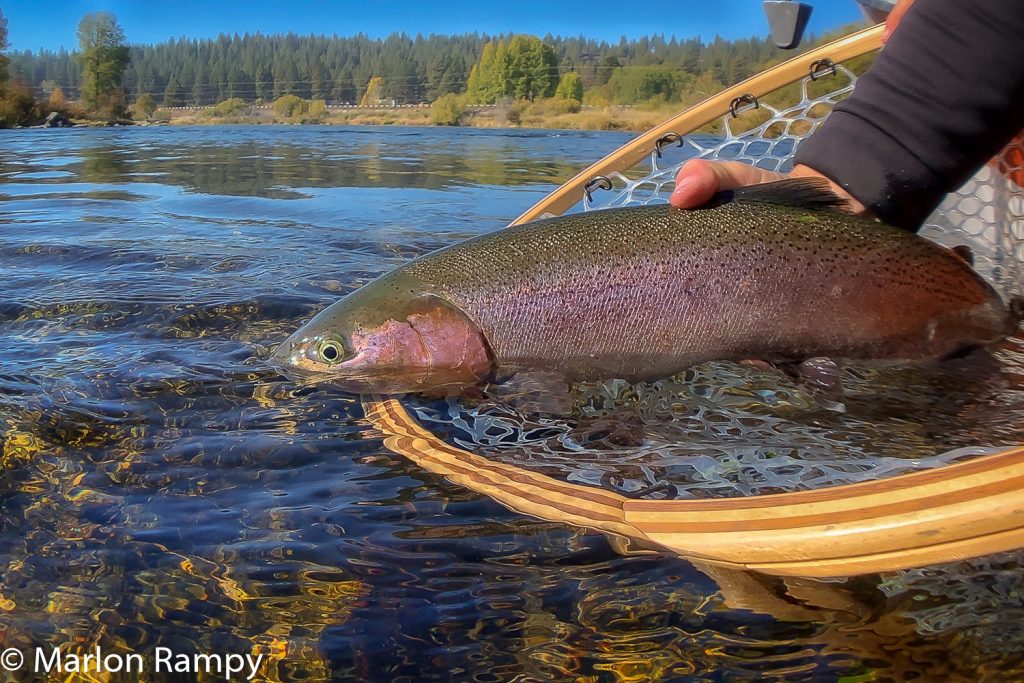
[792,0,1024,231]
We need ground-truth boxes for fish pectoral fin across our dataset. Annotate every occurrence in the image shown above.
[772,357,847,413]
[770,360,847,413]
[716,178,852,213]
[485,370,573,417]
[569,412,647,449]
[738,359,777,372]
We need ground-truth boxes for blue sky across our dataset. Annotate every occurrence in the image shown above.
[2,1,866,52]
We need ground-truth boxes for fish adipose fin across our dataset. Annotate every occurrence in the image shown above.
[711,178,852,213]
[952,244,974,265]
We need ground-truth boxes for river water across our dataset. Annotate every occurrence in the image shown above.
[1,124,1022,681]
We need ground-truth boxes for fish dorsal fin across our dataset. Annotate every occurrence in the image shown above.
[714,178,852,213]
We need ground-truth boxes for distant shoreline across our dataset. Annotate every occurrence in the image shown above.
[15,100,732,134]
[147,102,688,133]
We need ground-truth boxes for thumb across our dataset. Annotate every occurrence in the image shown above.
[669,159,784,208]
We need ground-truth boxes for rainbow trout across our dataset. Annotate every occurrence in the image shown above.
[272,180,1022,394]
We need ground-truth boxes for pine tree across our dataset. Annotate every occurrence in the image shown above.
[436,65,461,98]
[254,62,273,102]
[192,65,208,104]
[310,61,330,100]
[332,64,355,103]
[424,53,448,100]
[162,77,184,107]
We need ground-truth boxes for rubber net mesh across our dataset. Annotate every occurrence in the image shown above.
[408,62,1024,501]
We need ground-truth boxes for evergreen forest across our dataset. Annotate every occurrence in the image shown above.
[8,29,790,107]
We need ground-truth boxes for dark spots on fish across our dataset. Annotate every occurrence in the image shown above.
[378,200,1008,377]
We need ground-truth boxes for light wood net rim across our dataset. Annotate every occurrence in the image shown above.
[362,23,1024,577]
[365,395,1024,577]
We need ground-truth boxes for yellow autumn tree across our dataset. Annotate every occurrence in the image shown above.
[360,76,384,106]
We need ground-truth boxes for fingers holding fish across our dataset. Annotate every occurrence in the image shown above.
[670,159,870,217]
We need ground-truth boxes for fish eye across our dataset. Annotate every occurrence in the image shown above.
[317,339,345,364]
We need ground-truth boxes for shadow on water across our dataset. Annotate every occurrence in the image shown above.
[0,125,1023,681]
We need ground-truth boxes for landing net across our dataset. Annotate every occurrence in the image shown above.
[401,36,1024,502]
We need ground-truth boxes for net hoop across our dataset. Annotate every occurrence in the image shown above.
[362,23,1024,577]
[364,396,1024,577]
[513,24,886,223]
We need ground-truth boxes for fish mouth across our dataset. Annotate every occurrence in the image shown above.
[268,336,305,377]
[266,347,368,392]
[267,335,339,385]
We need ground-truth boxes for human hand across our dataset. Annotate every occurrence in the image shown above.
[668,159,784,208]
[669,159,870,216]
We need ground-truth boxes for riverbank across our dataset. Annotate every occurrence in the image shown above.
[157,101,688,133]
